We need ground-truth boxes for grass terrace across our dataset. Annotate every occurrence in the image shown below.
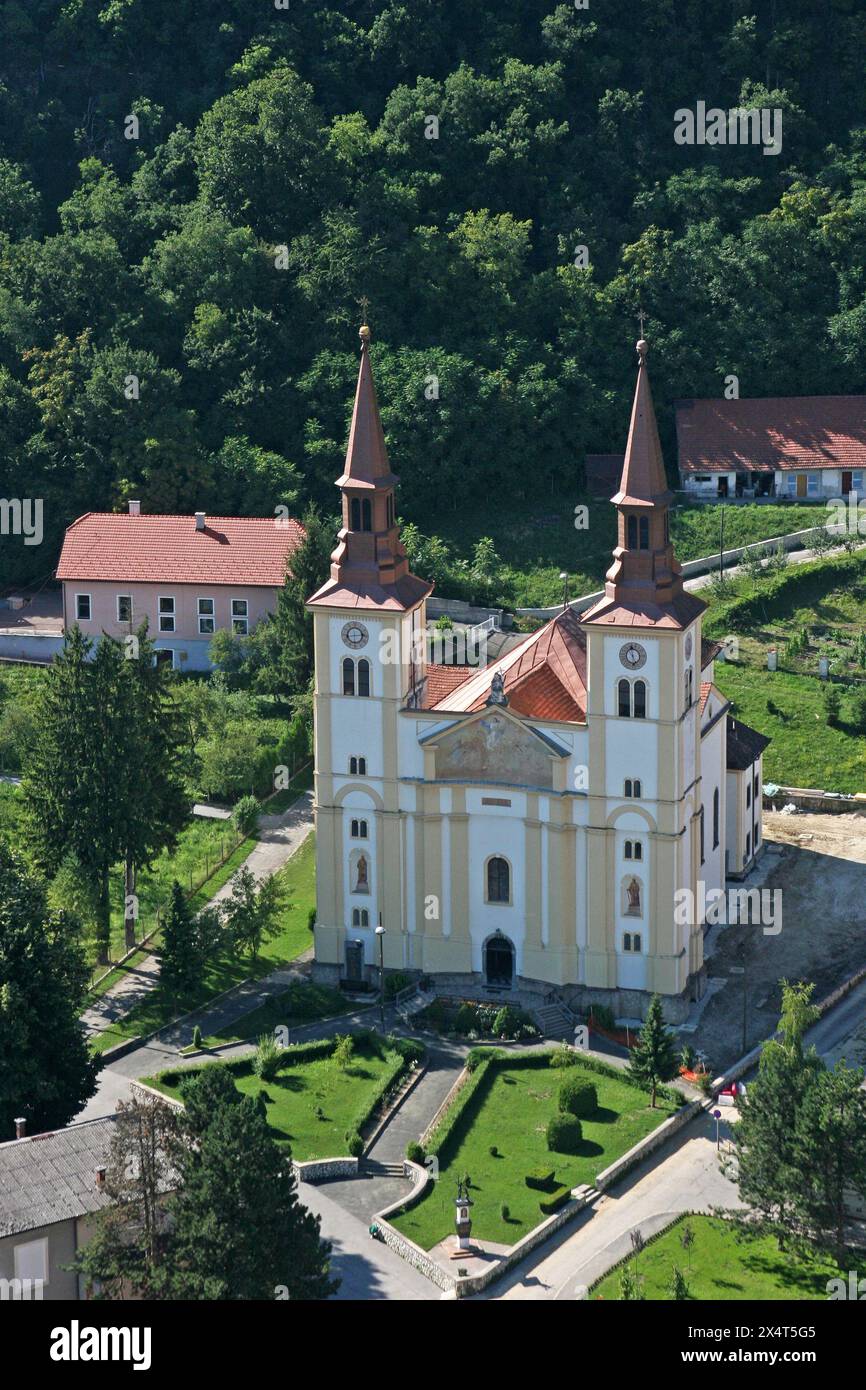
[707,550,866,792]
[591,1213,866,1301]
[196,980,353,1049]
[147,1030,421,1160]
[90,832,317,1054]
[391,1050,678,1249]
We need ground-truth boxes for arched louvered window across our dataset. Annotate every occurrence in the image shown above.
[357,658,371,697]
[633,680,646,718]
[639,516,649,549]
[350,497,361,530]
[361,498,372,531]
[342,658,355,696]
[627,515,638,548]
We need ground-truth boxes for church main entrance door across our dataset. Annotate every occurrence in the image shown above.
[484,934,514,987]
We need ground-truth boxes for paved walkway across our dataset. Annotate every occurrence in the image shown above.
[79,792,314,1043]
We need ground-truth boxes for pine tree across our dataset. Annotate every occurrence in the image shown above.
[159,881,201,1000]
[0,844,98,1138]
[116,625,190,951]
[22,627,126,962]
[160,1065,337,1300]
[627,994,677,1107]
[254,503,334,698]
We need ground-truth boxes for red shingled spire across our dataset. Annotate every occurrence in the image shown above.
[307,325,432,612]
[582,339,706,629]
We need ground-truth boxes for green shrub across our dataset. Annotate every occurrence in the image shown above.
[307,906,316,932]
[493,1005,521,1038]
[546,1113,583,1155]
[824,683,842,726]
[252,1031,282,1082]
[549,1043,579,1068]
[232,794,260,838]
[346,1130,364,1157]
[525,1167,556,1192]
[539,1184,573,1215]
[406,1141,426,1164]
[192,1025,202,1050]
[454,1003,478,1034]
[384,970,412,998]
[590,1004,616,1030]
[558,1074,598,1118]
[500,1203,510,1221]
[466,1046,501,1073]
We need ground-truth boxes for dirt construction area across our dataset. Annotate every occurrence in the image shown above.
[689,811,866,1070]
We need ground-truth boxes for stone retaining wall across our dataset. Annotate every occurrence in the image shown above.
[294,1157,359,1184]
[595,1099,704,1190]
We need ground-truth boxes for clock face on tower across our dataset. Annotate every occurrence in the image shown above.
[341,621,369,650]
[619,641,647,671]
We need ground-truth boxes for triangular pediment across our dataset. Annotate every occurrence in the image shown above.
[421,706,567,788]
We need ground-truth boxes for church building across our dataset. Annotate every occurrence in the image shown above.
[308,328,768,1021]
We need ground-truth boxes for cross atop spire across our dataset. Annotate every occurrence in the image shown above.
[637,305,647,338]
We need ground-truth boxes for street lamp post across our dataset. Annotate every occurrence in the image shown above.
[375,923,385,1031]
[559,571,569,612]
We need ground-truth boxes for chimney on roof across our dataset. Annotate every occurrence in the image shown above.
[128,500,141,516]
[95,1166,107,1189]
[195,511,206,531]
[14,1117,26,1139]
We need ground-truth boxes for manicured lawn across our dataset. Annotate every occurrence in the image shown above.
[147,1033,402,1160]
[391,1056,677,1249]
[592,1214,866,1300]
[198,980,353,1048]
[90,832,317,1055]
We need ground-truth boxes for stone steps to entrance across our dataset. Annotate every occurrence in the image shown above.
[361,1159,406,1178]
[535,1003,576,1041]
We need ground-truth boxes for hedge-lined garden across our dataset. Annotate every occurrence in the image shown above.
[146,1030,424,1162]
[392,1048,679,1250]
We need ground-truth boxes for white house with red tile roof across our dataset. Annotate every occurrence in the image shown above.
[676,394,866,500]
[55,507,304,670]
[308,330,768,1022]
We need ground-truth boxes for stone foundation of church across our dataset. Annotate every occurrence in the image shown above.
[311,961,706,1025]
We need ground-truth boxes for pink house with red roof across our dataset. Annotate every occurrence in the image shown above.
[676,394,866,500]
[55,506,304,670]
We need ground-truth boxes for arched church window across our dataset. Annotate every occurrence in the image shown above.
[486,856,510,904]
[633,680,646,718]
[343,658,355,695]
[357,658,371,697]
[618,678,631,717]
[627,515,638,548]
[713,788,720,849]
[352,908,369,928]
[361,498,372,531]
[684,667,693,709]
[639,516,649,549]
[350,498,361,530]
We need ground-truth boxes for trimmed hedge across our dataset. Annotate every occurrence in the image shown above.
[525,1167,556,1192]
[539,1184,573,1216]
[558,1074,598,1118]
[547,1114,582,1155]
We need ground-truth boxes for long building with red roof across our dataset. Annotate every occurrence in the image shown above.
[55,507,304,670]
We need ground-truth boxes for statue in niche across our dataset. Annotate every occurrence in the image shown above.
[626,877,641,916]
[355,854,369,892]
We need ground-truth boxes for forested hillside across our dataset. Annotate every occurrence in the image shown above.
[1,0,865,588]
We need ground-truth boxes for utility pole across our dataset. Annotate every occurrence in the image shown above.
[719,502,725,586]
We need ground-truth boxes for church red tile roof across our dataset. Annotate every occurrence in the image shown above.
[676,395,866,473]
[420,664,475,707]
[430,607,587,722]
[56,513,304,586]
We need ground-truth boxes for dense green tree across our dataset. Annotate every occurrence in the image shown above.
[162,1065,337,1300]
[221,865,284,962]
[627,994,678,1108]
[159,882,202,1000]
[0,844,98,1139]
